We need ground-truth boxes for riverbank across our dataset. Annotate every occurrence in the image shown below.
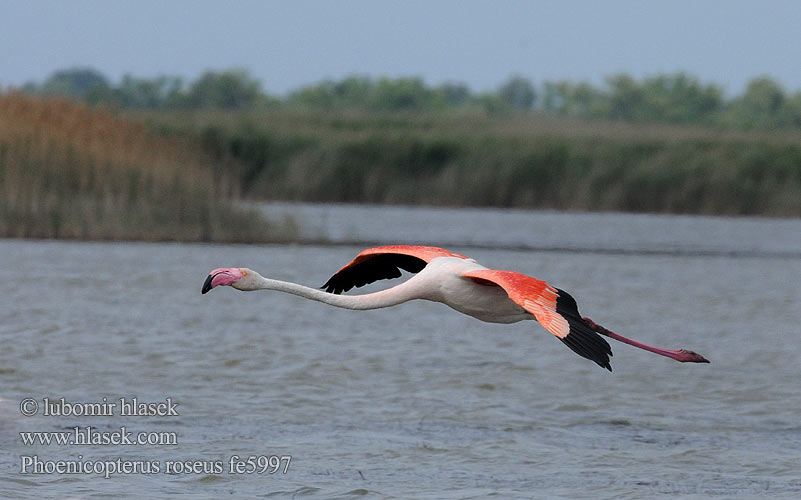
[3,96,798,246]
[144,109,801,217]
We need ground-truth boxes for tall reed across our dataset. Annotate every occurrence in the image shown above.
[0,94,293,241]
[145,109,801,217]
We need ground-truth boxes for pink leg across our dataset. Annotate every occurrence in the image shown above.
[582,317,709,363]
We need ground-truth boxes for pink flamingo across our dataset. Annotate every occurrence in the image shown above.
[202,245,709,371]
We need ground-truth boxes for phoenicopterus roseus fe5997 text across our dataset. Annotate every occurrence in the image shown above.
[202,245,709,371]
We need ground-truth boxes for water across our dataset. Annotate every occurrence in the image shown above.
[2,204,800,499]
[261,202,801,257]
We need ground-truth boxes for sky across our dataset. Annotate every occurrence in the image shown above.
[2,0,801,96]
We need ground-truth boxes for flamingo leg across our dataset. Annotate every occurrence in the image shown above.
[582,317,709,363]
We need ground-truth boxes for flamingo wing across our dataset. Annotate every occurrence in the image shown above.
[462,270,613,371]
[322,245,468,294]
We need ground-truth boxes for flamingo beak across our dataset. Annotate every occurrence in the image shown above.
[201,273,216,294]
[202,268,245,294]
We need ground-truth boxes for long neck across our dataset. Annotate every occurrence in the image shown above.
[253,276,421,310]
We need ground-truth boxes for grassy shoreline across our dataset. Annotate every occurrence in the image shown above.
[0,94,296,242]
[2,96,798,246]
[143,109,801,217]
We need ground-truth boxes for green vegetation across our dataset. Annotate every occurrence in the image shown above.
[20,67,801,131]
[144,109,801,217]
[0,93,294,241]
[7,68,801,222]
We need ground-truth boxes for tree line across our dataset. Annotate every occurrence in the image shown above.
[15,67,801,130]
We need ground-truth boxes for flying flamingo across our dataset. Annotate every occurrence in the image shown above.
[202,245,709,371]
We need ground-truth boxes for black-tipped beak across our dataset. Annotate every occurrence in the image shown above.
[201,274,215,294]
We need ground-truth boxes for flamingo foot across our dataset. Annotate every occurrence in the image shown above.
[672,349,710,363]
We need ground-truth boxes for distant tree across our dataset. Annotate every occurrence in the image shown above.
[20,66,801,130]
[184,69,262,109]
[436,82,471,107]
[541,73,723,124]
[472,92,509,114]
[542,80,607,117]
[370,77,431,111]
[541,81,568,112]
[636,73,723,124]
[606,74,646,121]
[743,77,785,112]
[112,74,183,108]
[498,75,536,110]
[288,76,375,109]
[331,76,375,108]
[568,82,609,118]
[289,77,475,112]
[785,92,801,128]
[39,68,110,99]
[288,80,338,108]
[720,77,796,129]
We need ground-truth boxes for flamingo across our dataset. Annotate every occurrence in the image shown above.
[202,245,709,371]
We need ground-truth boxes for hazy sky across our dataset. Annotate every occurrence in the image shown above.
[2,1,801,95]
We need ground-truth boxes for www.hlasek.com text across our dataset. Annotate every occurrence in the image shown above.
[21,426,178,446]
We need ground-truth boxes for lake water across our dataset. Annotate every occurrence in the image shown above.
[2,203,800,499]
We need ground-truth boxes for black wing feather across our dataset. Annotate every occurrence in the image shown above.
[321,254,427,294]
[555,288,613,371]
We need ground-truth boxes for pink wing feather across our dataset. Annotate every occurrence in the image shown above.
[462,269,613,370]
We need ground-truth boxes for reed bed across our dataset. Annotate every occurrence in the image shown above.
[143,109,801,217]
[0,94,294,241]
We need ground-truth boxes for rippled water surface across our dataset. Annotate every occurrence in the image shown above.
[2,205,800,499]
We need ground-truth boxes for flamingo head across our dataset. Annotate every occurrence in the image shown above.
[202,267,258,294]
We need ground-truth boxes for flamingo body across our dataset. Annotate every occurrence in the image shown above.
[203,245,709,371]
[396,256,532,323]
